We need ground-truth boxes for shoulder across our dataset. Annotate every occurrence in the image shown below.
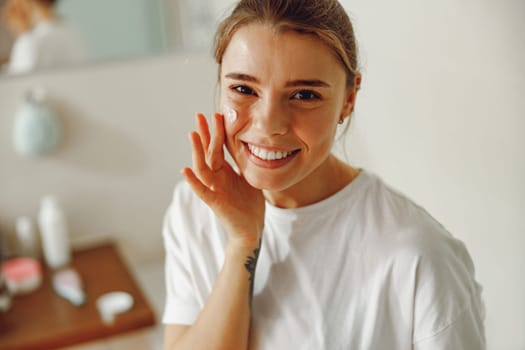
[358,172,435,227]
[360,173,485,342]
[360,173,482,299]
[11,32,36,53]
[365,172,477,278]
[33,20,78,44]
[358,172,457,250]
[163,180,224,249]
[171,180,199,205]
[166,180,212,226]
[8,33,37,74]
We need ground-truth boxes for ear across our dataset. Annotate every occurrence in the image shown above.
[340,74,362,119]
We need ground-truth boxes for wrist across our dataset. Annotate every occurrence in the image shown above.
[227,235,261,252]
[225,235,261,265]
[225,237,261,304]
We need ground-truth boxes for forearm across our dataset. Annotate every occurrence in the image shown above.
[166,242,260,350]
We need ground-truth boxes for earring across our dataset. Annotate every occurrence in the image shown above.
[338,117,345,125]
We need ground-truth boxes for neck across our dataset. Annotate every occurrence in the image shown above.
[263,155,359,209]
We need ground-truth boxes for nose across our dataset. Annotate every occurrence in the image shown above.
[251,96,289,136]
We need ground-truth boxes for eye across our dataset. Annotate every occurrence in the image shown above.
[292,90,321,101]
[232,85,256,96]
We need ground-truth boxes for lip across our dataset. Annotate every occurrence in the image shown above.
[242,142,300,169]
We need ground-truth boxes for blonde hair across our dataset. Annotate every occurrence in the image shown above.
[213,0,359,87]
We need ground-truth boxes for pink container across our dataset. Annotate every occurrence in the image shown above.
[1,257,42,295]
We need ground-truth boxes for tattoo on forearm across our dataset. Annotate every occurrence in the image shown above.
[244,239,261,304]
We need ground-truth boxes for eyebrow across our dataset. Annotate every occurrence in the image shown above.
[224,72,331,88]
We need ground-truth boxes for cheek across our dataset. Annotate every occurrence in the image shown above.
[221,93,252,128]
[220,100,250,153]
[300,125,336,153]
[294,109,339,143]
[222,105,238,126]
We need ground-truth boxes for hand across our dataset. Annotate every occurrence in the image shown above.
[181,113,265,249]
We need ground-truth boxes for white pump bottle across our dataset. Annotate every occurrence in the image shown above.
[38,196,71,269]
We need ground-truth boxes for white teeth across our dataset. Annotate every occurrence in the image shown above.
[247,144,295,161]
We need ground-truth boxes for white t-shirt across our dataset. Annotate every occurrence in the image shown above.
[162,170,486,349]
[7,19,87,75]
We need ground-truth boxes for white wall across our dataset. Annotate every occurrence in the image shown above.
[0,53,217,264]
[342,1,525,349]
[0,1,523,349]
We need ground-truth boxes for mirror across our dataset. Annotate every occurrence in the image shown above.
[0,0,220,77]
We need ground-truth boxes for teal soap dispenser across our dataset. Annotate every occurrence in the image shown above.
[13,89,61,157]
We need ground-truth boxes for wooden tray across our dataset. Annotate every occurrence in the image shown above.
[0,243,156,350]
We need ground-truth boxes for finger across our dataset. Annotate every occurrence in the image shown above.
[196,113,211,152]
[181,167,216,205]
[189,131,214,186]
[208,113,225,171]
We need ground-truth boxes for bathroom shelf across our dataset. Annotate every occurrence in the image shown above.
[0,243,156,350]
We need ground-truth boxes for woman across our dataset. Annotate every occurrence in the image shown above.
[1,0,87,74]
[162,0,485,349]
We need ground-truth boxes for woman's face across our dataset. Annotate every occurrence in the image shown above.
[220,23,356,194]
[3,0,31,35]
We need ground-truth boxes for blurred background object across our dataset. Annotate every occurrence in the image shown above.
[0,271,11,312]
[0,0,223,76]
[1,256,42,295]
[0,229,12,313]
[13,88,62,156]
[1,0,88,75]
[15,216,40,258]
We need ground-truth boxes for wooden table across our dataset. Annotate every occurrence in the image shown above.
[0,243,156,350]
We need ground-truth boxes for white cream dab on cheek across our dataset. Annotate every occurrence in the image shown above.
[223,105,238,124]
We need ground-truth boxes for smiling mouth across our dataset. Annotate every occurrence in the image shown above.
[246,143,300,161]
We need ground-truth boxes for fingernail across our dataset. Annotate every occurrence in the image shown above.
[223,105,238,124]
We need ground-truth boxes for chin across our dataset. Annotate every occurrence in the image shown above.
[242,170,295,193]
